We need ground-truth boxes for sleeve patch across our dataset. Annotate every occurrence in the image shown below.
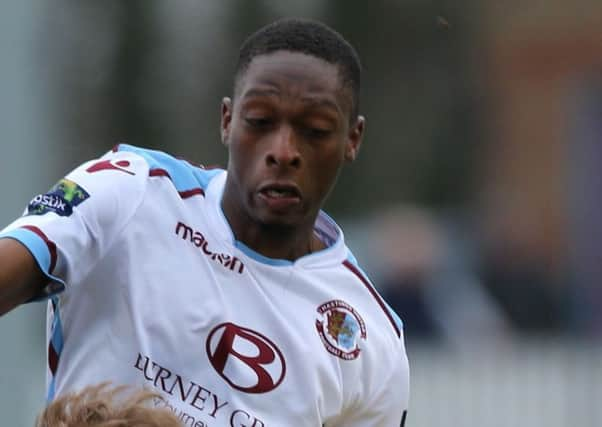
[27,179,90,217]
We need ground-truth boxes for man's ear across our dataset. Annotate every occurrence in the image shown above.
[344,115,365,162]
[221,97,233,146]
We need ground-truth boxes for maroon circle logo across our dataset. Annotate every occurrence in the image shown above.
[206,322,286,393]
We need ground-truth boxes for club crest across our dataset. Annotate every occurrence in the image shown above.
[315,300,366,360]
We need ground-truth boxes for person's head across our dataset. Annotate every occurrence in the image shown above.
[233,18,362,122]
[221,18,365,231]
[35,383,182,427]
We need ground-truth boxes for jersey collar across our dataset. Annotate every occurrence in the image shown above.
[204,171,348,268]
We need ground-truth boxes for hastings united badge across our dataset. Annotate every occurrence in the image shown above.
[316,300,366,360]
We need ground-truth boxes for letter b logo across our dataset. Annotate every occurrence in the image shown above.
[206,322,286,393]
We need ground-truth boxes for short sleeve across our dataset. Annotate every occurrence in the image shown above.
[0,149,149,299]
[328,330,410,427]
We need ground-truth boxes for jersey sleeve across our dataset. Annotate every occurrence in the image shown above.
[0,149,150,300]
[329,330,410,427]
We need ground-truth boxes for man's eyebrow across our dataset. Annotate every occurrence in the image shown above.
[241,89,342,116]
[242,88,281,99]
[300,97,342,116]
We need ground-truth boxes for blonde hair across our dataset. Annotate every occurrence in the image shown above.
[35,382,182,427]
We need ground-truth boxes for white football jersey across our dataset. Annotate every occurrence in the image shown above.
[1,145,409,426]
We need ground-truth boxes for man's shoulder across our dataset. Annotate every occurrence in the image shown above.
[339,253,404,343]
[113,144,225,196]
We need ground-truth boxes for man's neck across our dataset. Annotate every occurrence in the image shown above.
[221,195,324,261]
[237,224,324,261]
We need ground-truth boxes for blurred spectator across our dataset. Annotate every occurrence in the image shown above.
[477,200,570,333]
[35,383,182,427]
[361,205,511,348]
[370,206,444,339]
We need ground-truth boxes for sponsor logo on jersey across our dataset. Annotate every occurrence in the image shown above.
[27,178,90,217]
[175,222,245,274]
[86,159,135,175]
[134,352,266,426]
[206,322,286,394]
[315,300,366,360]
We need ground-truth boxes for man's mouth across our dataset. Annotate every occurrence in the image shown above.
[257,183,302,209]
[259,183,301,198]
[262,188,299,198]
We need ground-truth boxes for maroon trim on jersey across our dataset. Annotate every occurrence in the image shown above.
[178,188,205,199]
[48,341,59,375]
[21,225,58,274]
[149,168,171,178]
[342,260,401,338]
[48,299,61,379]
[148,168,205,199]
[201,164,223,171]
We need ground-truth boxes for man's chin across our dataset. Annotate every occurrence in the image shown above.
[254,209,308,231]
[247,196,315,231]
[258,214,301,230]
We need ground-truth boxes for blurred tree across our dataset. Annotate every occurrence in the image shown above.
[323,0,484,215]
[194,0,275,165]
[38,2,163,167]
[106,0,164,151]
[39,0,484,216]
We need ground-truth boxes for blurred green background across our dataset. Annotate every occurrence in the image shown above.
[1,1,601,426]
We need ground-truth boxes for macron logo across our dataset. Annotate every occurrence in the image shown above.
[86,159,135,175]
[175,222,244,274]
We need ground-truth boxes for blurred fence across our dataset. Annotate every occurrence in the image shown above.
[408,338,602,427]
[2,327,601,426]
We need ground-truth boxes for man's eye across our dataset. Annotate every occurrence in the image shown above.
[304,127,331,139]
[245,118,272,128]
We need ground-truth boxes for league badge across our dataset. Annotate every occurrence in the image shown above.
[27,178,90,217]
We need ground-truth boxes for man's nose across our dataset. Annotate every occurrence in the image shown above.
[265,125,301,168]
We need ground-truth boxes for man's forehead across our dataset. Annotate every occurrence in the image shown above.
[235,51,353,115]
[241,86,344,118]
[238,51,346,87]
[242,52,338,82]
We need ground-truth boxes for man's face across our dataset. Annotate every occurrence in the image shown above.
[221,51,364,229]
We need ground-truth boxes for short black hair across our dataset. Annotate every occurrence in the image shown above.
[234,18,362,120]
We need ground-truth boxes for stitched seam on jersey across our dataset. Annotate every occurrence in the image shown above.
[0,231,66,300]
[21,225,58,273]
[117,144,221,196]
[344,252,404,331]
[342,260,402,338]
[103,153,150,255]
[46,295,65,402]
[78,151,151,278]
[148,168,206,199]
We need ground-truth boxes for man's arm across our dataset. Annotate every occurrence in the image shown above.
[0,238,46,316]
[0,147,151,317]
